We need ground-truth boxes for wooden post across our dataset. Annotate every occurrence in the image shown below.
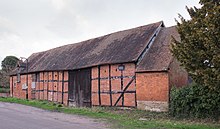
[134,74,137,107]
[109,65,112,106]
[43,72,44,99]
[57,72,59,102]
[11,77,13,97]
[47,72,49,101]
[52,72,54,102]
[62,71,64,104]
[98,66,101,106]
[121,69,124,106]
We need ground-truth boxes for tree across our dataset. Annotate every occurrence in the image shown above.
[0,56,19,87]
[0,70,9,87]
[1,56,19,73]
[172,0,220,90]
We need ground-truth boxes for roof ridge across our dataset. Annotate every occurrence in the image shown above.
[12,21,164,74]
[136,21,164,65]
[29,21,163,56]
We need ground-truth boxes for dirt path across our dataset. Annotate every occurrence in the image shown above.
[0,102,109,129]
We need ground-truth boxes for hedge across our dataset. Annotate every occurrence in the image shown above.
[169,83,220,120]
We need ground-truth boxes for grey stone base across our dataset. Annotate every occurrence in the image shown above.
[137,101,168,112]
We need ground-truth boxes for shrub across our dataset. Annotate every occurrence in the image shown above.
[0,87,10,93]
[169,83,220,120]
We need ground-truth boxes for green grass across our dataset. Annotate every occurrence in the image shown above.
[0,97,219,129]
[0,87,10,93]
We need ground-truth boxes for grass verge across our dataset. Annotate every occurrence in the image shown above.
[0,97,219,129]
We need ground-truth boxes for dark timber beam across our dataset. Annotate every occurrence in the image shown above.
[109,65,112,106]
[114,76,135,106]
[98,66,101,106]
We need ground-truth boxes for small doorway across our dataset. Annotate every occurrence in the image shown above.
[68,68,91,107]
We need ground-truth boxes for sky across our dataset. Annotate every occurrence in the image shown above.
[0,0,200,64]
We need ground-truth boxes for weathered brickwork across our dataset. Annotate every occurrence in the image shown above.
[91,63,136,107]
[169,59,188,88]
[136,72,169,111]
[10,77,13,97]
[11,75,27,99]
[27,74,32,100]
[10,62,188,111]
[10,71,69,105]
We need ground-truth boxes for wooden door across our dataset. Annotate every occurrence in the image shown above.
[68,68,91,107]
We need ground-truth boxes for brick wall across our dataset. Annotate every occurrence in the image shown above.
[0,93,9,97]
[10,61,188,110]
[168,59,188,88]
[10,75,27,99]
[136,72,169,111]
[10,77,13,97]
[92,63,136,107]
[10,71,69,105]
[27,74,32,100]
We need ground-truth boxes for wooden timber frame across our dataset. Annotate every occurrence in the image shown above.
[92,64,137,107]
[33,71,68,104]
[68,68,91,107]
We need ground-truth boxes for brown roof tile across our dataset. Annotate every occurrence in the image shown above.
[23,21,163,73]
[136,26,180,72]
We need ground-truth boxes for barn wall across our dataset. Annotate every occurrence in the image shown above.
[28,74,32,99]
[168,59,188,88]
[10,71,69,105]
[10,61,187,109]
[10,77,13,97]
[91,63,136,107]
[136,72,169,112]
[35,71,69,105]
[10,75,27,99]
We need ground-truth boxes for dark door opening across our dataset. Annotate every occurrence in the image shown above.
[68,68,91,107]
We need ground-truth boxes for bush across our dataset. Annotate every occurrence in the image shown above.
[0,87,10,93]
[169,83,220,120]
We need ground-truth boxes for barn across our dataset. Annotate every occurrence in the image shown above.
[10,21,188,111]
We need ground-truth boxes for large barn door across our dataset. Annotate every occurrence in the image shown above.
[68,69,91,107]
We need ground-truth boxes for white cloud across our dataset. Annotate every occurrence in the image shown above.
[0,32,24,61]
[0,0,200,65]
[50,0,67,11]
[0,16,16,34]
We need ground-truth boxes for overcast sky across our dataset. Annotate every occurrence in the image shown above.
[0,0,200,64]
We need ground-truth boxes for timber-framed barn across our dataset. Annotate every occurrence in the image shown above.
[10,21,188,111]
